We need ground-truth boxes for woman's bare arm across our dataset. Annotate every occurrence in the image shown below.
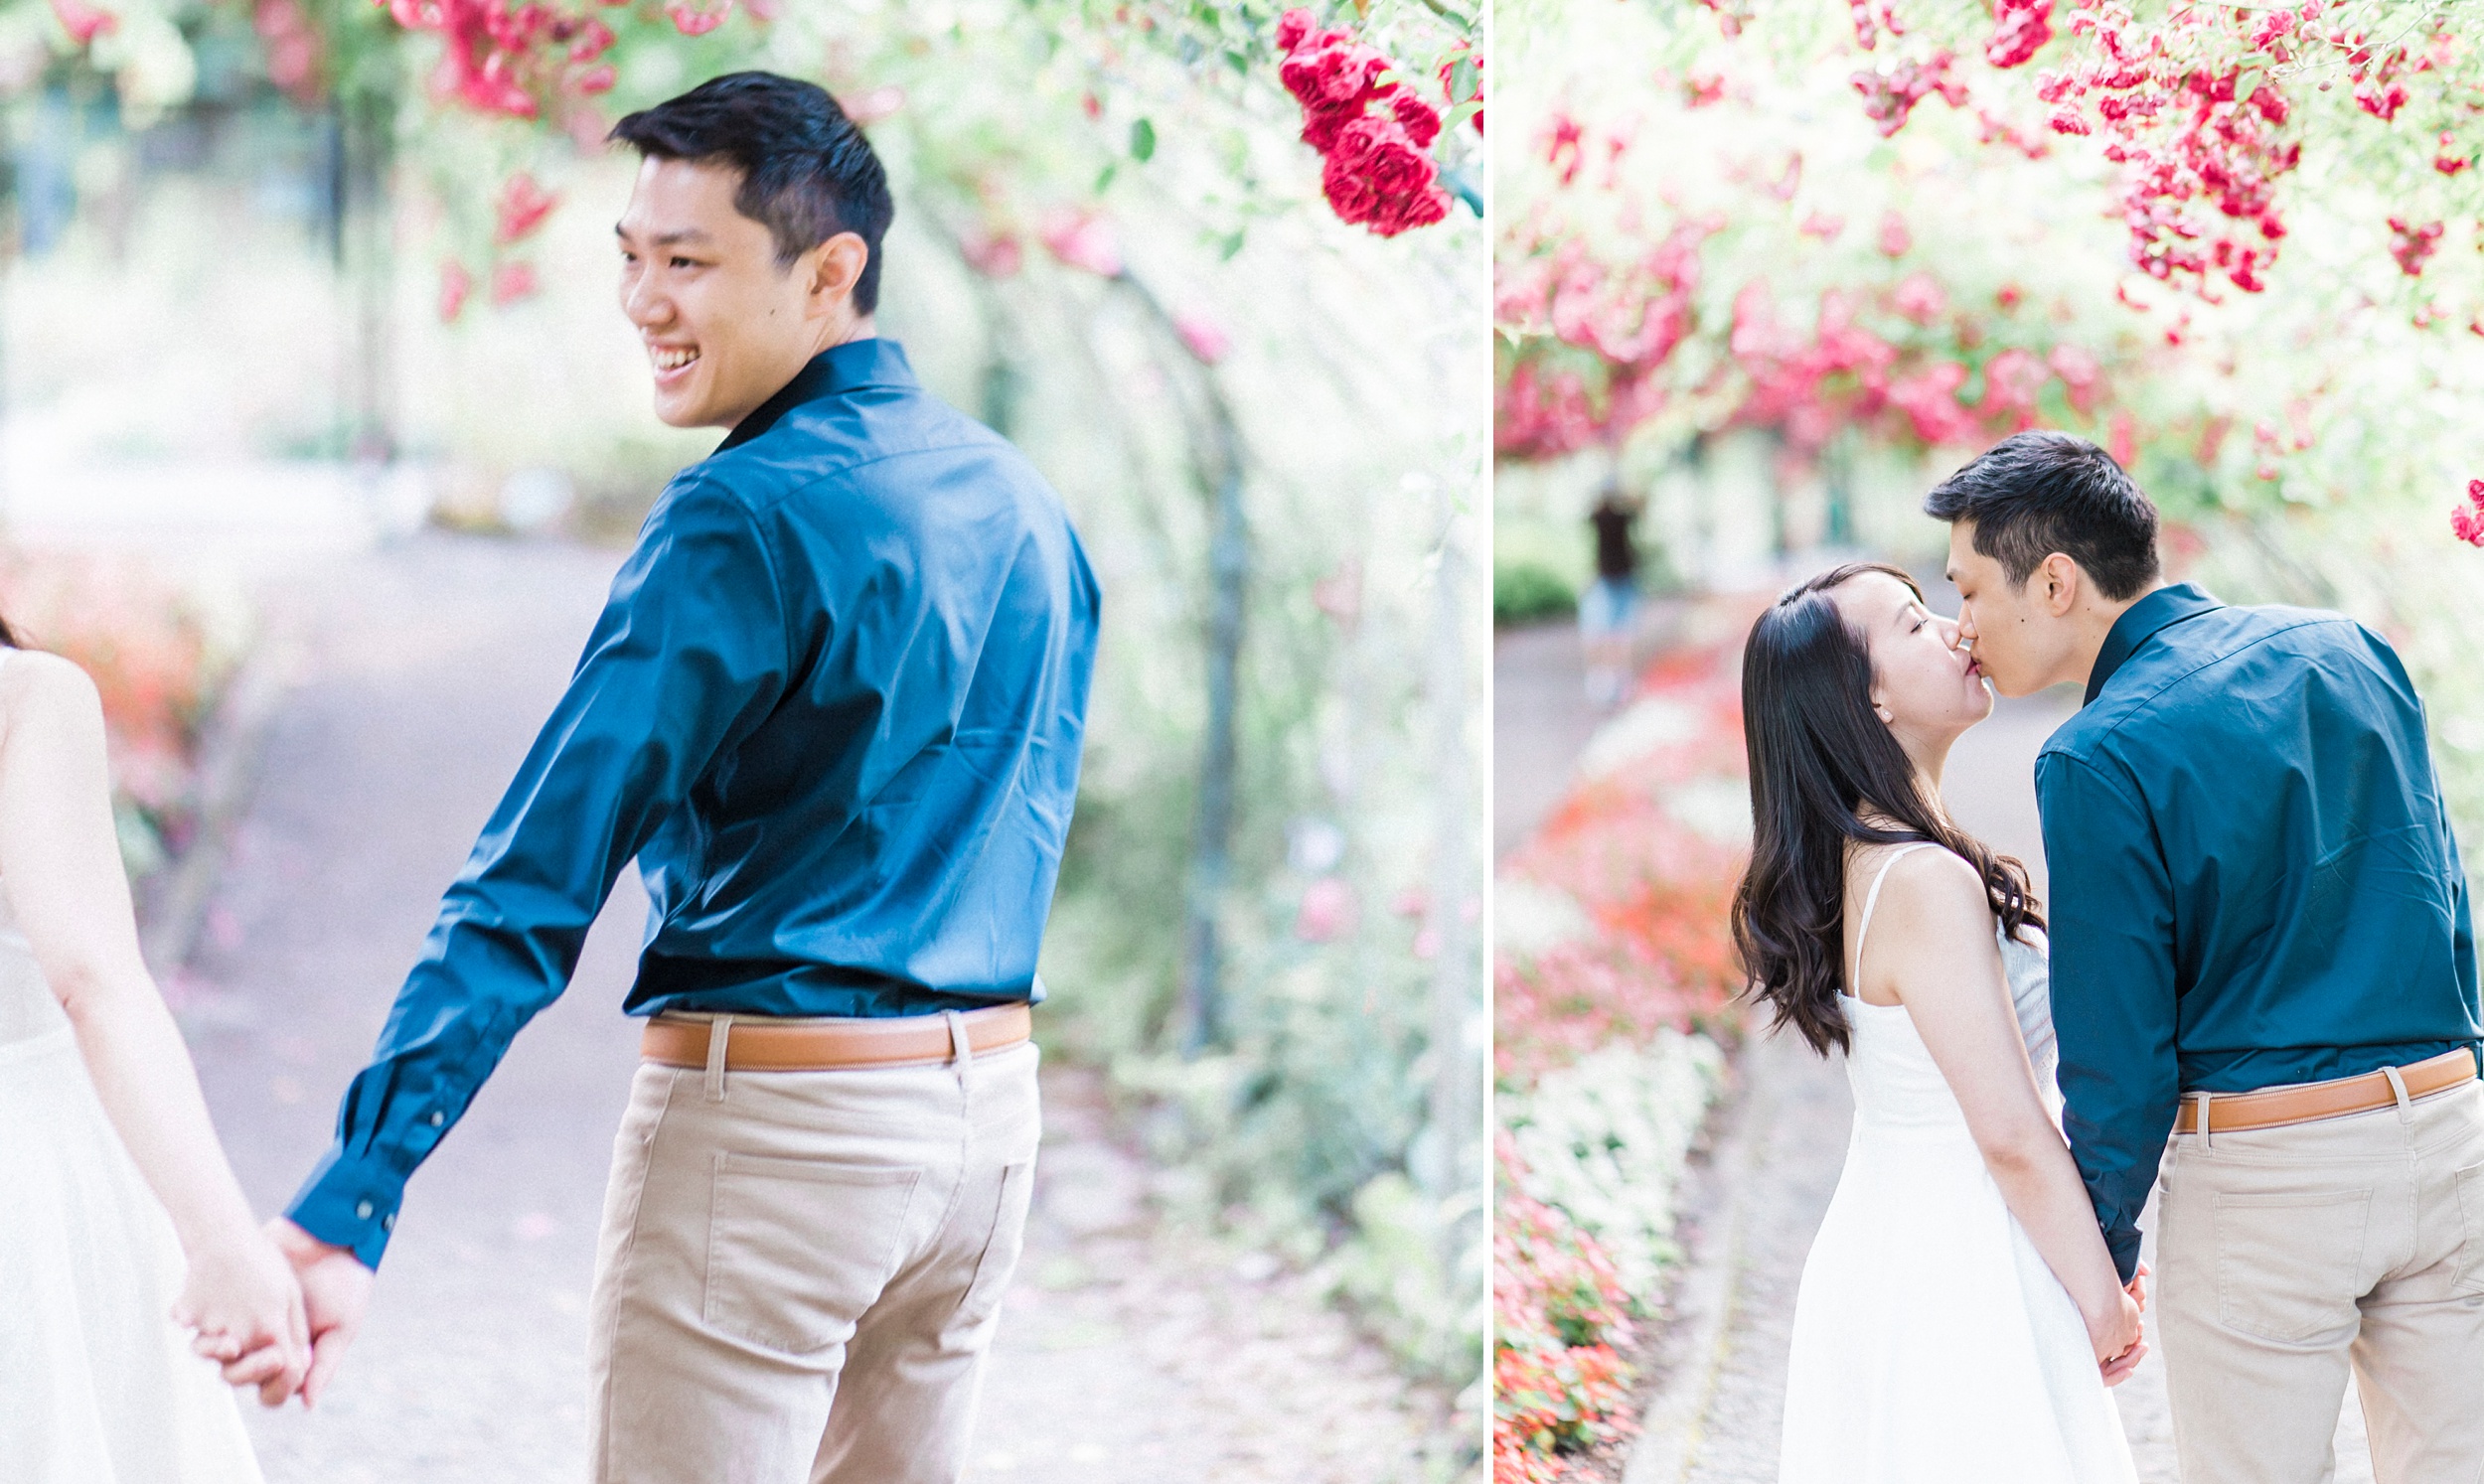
[0,650,305,1398]
[1860,847,2142,1374]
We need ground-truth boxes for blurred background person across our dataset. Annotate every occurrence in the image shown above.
[1581,481,1642,707]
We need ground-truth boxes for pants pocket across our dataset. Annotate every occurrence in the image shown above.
[2451,1160,2484,1298]
[2213,1187,2371,1344]
[949,1160,1036,1334]
[703,1151,920,1355]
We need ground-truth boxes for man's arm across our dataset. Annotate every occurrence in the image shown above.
[2037,748,2181,1284]
[285,480,793,1269]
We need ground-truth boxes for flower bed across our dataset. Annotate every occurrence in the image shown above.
[1492,618,1756,1482]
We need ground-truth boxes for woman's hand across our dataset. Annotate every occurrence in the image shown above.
[2087,1285,2145,1386]
[172,1227,310,1407]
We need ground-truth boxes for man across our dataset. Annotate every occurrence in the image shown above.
[252,72,1100,1483]
[1580,482,1640,707]
[1929,429,2483,1482]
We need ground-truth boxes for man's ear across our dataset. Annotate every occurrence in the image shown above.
[2038,551,2082,618]
[806,230,870,315]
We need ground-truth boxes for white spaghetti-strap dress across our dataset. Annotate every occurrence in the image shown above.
[0,884,264,1483]
[1777,843,2134,1483]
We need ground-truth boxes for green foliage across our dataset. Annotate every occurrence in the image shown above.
[1492,561,1577,626]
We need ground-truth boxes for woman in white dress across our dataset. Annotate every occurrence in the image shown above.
[0,627,309,1480]
[1729,562,2142,1483]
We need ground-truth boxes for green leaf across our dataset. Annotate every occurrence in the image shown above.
[1217,226,1247,260]
[1096,161,1119,194]
[1451,57,1478,102]
[1132,116,1158,161]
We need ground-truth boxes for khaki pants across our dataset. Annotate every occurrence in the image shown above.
[584,1022,1041,1484]
[2158,1078,2484,1484]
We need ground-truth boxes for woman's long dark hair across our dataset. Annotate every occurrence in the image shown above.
[1728,562,2041,1056]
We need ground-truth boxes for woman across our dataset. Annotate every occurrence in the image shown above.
[1730,563,2140,1483]
[0,618,307,1480]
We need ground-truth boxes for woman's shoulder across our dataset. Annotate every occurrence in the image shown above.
[0,650,103,736]
[1850,840,1987,923]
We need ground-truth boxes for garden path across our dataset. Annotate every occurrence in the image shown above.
[175,529,1453,1483]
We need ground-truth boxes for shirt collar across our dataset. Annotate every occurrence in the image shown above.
[2084,581,2222,704]
[716,337,917,453]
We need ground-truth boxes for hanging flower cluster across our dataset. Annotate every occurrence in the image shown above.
[1493,356,1607,461]
[376,0,647,119]
[255,0,324,103]
[2027,3,2312,295]
[1274,8,1453,237]
[1852,49,1966,137]
[1986,0,2055,69]
[2389,216,2445,275]
[2455,479,2484,545]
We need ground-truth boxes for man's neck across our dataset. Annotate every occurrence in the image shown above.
[811,313,877,358]
[2062,577,2167,691]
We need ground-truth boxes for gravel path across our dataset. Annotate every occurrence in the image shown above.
[177,530,1454,1483]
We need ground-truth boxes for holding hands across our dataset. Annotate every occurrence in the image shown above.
[174,1220,308,1407]
[184,1218,373,1408]
[2089,1261,2149,1387]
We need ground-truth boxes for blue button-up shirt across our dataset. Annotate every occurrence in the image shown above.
[2037,582,2479,1281]
[289,339,1100,1265]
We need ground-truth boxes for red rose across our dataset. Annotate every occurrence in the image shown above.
[1321,117,1449,236]
[1391,90,1443,148]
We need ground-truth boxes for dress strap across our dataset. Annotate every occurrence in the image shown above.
[1851,842,1941,992]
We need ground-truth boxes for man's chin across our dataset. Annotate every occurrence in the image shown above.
[651,394,716,430]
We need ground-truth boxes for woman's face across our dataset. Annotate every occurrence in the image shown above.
[1830,570,1992,750]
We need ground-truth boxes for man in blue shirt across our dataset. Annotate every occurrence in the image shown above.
[252,74,1099,1482]
[1930,431,2483,1482]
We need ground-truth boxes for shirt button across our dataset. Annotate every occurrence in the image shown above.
[430,1111,446,1126]
[357,1201,375,1220]
[382,1214,395,1232]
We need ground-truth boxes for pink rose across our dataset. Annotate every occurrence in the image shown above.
[1296,877,1358,943]
[1037,210,1125,277]
[1173,311,1232,365]
[1275,7,1316,53]
[50,0,115,45]
[1891,271,1946,325]
[438,260,473,324]
[494,172,559,246]
[490,260,540,307]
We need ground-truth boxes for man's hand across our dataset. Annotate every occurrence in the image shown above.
[232,1217,375,1408]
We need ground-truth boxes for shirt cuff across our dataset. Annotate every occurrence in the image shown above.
[285,1145,405,1270]
[2103,1218,2141,1286]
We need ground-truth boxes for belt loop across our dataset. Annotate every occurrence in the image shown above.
[2383,1063,2412,1123]
[2198,1092,2212,1154]
[705,1014,733,1102]
[945,1009,973,1097]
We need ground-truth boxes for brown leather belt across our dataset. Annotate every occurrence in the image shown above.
[640,1003,1031,1072]
[2174,1048,2477,1135]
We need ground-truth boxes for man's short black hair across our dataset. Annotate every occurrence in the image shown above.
[1923,430,2161,600]
[610,71,894,315]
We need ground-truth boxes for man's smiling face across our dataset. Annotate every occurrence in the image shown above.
[615,156,839,430]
